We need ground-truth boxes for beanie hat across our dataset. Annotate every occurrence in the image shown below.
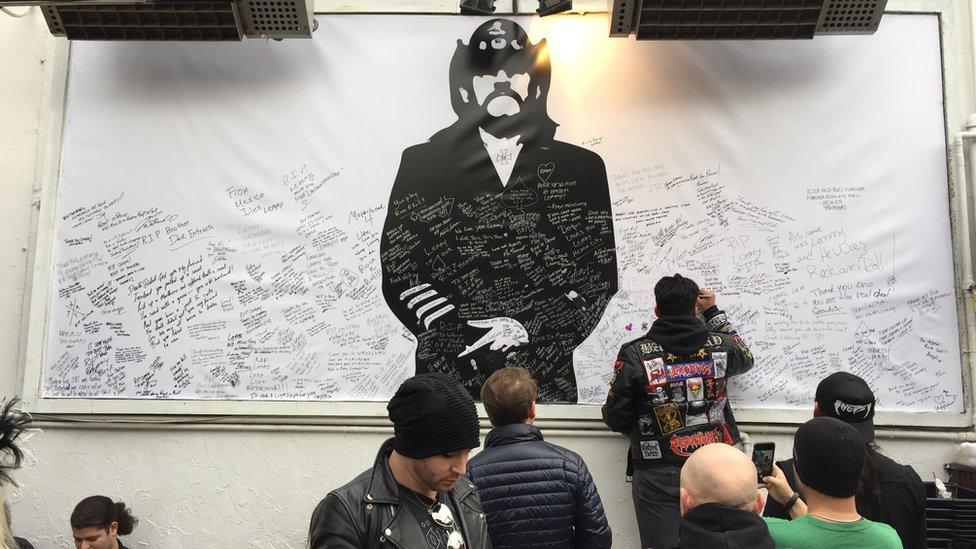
[815,371,876,443]
[387,374,480,459]
[793,416,866,498]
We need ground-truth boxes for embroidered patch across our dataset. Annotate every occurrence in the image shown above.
[705,378,727,400]
[686,377,704,402]
[638,413,656,436]
[649,384,670,404]
[669,426,731,457]
[640,440,663,459]
[712,352,728,379]
[666,361,713,381]
[654,403,684,435]
[687,400,706,416]
[708,396,727,424]
[614,359,625,371]
[834,400,873,419]
[639,341,663,354]
[669,382,686,403]
[706,334,724,347]
[706,313,728,330]
[643,358,666,385]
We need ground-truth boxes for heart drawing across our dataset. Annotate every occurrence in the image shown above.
[537,162,555,183]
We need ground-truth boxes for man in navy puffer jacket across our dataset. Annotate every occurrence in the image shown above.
[466,367,612,548]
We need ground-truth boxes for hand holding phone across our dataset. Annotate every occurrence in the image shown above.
[752,442,775,483]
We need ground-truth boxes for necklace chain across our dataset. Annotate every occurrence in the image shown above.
[404,487,438,514]
[808,512,862,523]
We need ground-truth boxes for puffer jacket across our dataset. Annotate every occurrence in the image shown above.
[465,423,612,549]
[307,437,491,549]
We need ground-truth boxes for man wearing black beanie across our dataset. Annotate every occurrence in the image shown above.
[763,372,926,549]
[763,416,902,548]
[308,374,490,549]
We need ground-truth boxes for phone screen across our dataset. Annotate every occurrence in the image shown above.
[752,443,775,482]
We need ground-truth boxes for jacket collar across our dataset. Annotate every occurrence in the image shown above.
[363,437,478,505]
[678,502,774,548]
[484,423,543,448]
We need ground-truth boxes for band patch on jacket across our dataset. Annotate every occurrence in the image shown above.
[640,341,663,354]
[686,377,704,402]
[669,425,733,457]
[649,384,669,404]
[705,378,726,400]
[708,397,727,424]
[640,440,663,459]
[712,352,728,378]
[643,358,666,385]
[669,382,686,403]
[665,349,708,363]
[638,413,655,436]
[653,403,683,435]
[665,361,712,381]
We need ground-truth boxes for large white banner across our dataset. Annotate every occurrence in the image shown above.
[46,14,961,411]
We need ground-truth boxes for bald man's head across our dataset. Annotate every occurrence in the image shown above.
[679,443,764,516]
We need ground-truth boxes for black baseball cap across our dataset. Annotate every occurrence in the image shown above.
[815,372,875,443]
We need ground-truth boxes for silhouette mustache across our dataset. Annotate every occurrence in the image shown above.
[483,84,524,107]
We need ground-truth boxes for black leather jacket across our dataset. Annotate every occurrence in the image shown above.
[602,307,754,466]
[307,438,492,549]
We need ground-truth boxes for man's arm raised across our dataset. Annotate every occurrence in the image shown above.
[698,288,755,378]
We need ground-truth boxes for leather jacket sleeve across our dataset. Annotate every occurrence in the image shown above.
[308,493,364,549]
[601,344,642,434]
[702,306,754,378]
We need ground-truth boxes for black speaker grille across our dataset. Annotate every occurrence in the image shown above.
[819,0,883,32]
[637,0,824,40]
[53,2,242,41]
[244,0,305,33]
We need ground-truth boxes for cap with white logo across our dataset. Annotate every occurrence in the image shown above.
[814,371,875,443]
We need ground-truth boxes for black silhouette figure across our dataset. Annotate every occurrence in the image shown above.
[380,19,618,402]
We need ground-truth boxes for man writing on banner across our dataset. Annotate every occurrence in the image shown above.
[380,18,618,403]
[602,274,755,549]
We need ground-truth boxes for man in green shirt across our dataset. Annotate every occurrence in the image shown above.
[762,416,902,549]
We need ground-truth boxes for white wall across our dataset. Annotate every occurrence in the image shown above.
[1,2,975,548]
[1,424,961,548]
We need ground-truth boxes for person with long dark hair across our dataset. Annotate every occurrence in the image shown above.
[763,372,926,548]
[0,397,34,549]
[70,496,137,549]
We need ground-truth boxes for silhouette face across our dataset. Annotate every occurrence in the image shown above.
[472,70,531,118]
